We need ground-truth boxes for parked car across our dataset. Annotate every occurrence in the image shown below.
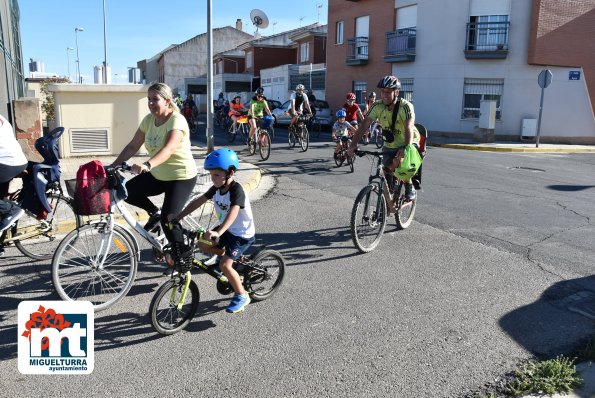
[271,99,332,128]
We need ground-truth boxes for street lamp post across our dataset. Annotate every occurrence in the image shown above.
[75,27,84,83]
[66,47,74,81]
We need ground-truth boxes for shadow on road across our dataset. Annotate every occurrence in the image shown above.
[547,184,595,192]
[499,275,595,359]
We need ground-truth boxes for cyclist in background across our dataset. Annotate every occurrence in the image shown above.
[172,148,255,314]
[342,92,366,143]
[348,75,420,201]
[288,84,312,133]
[247,87,272,144]
[364,92,377,116]
[331,109,356,159]
[228,95,248,133]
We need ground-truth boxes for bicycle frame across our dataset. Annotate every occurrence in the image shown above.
[361,151,412,214]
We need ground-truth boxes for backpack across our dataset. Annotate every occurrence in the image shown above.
[74,160,111,215]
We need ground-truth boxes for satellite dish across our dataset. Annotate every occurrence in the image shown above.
[250,9,269,34]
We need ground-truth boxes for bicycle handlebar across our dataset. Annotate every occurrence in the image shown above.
[105,162,132,174]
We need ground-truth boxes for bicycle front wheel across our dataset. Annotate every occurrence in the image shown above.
[246,249,285,301]
[259,130,271,161]
[288,129,296,148]
[227,125,237,143]
[15,193,80,260]
[334,150,345,167]
[347,152,355,173]
[150,277,200,335]
[350,184,387,253]
[248,135,257,155]
[52,222,138,311]
[300,126,309,152]
[374,126,383,148]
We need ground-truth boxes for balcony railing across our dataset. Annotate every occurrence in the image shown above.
[346,37,369,65]
[464,21,510,59]
[384,28,416,63]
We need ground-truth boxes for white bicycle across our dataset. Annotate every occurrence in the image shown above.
[52,163,216,311]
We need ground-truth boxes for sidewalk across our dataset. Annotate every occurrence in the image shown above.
[428,136,595,153]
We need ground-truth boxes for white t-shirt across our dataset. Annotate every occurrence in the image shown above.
[290,92,310,113]
[0,115,27,166]
[204,181,255,239]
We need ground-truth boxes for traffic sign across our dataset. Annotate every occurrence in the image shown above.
[538,69,553,89]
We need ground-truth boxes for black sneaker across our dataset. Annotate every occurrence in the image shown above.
[144,210,161,232]
[404,184,416,201]
[0,204,25,232]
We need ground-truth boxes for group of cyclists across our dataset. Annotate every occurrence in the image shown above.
[110,74,418,312]
[219,74,421,201]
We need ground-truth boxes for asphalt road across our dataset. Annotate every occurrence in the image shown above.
[1,125,594,397]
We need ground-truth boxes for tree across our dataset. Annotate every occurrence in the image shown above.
[39,77,70,122]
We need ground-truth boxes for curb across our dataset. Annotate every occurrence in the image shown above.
[428,143,595,153]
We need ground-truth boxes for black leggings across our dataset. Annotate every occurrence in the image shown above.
[125,172,197,242]
[0,162,27,214]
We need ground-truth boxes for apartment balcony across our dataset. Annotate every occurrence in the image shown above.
[464,21,510,59]
[346,37,369,65]
[384,28,416,63]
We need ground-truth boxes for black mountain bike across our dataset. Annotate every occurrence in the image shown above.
[288,114,310,152]
[150,228,286,335]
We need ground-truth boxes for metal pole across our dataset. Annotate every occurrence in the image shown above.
[66,47,73,81]
[75,27,84,83]
[103,0,108,84]
[206,0,214,153]
[535,86,545,148]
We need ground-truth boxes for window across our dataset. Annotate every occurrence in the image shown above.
[353,81,367,104]
[246,51,253,68]
[467,15,509,51]
[399,78,414,102]
[462,78,503,119]
[300,42,310,62]
[336,21,344,44]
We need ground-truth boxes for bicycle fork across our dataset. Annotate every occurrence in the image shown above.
[171,271,193,310]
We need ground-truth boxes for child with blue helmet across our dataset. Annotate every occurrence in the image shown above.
[172,148,255,313]
[332,109,356,159]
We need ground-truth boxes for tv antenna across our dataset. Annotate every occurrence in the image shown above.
[299,16,306,27]
[317,3,323,23]
[250,9,269,36]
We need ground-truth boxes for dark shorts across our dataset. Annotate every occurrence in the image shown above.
[217,230,255,260]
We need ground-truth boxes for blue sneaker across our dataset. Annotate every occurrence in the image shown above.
[226,293,251,313]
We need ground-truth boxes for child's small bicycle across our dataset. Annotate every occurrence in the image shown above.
[333,135,356,173]
[149,227,286,335]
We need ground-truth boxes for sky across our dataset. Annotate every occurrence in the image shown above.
[19,0,328,83]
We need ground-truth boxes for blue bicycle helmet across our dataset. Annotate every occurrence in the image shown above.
[204,148,239,172]
[336,109,347,118]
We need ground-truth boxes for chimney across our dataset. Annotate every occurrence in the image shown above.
[236,19,242,31]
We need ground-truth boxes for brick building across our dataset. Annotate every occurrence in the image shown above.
[327,0,595,143]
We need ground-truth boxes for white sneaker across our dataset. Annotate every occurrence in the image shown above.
[0,204,25,232]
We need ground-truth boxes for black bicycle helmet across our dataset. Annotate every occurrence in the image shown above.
[255,87,264,95]
[377,75,401,90]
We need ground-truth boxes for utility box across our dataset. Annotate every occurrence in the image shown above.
[479,100,497,129]
[521,118,537,140]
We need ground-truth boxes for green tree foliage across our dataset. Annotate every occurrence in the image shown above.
[39,78,70,121]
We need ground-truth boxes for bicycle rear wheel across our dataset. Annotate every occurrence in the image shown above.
[300,126,309,152]
[52,222,138,311]
[259,130,271,161]
[395,186,417,230]
[246,249,285,301]
[150,276,200,335]
[14,193,80,260]
[350,184,387,253]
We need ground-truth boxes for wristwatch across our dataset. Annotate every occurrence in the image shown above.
[143,161,152,171]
